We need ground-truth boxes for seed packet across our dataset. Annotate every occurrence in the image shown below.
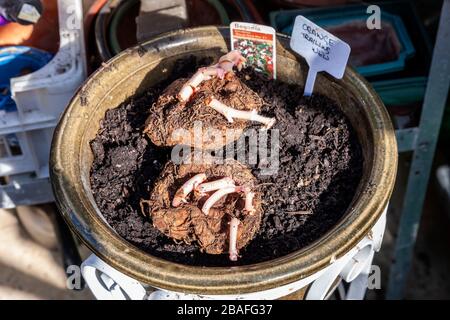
[230,22,277,79]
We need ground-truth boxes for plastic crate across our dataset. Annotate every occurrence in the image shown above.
[0,46,53,113]
[0,0,86,208]
[0,0,86,175]
[0,127,54,177]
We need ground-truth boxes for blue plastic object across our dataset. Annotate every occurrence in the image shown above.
[0,46,53,112]
[270,5,415,77]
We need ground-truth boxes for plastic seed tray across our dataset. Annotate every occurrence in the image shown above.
[0,0,86,208]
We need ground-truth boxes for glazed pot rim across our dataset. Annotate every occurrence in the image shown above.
[50,26,397,295]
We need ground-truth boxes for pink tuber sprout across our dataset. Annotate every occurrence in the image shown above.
[207,97,276,129]
[217,50,246,72]
[244,190,256,215]
[178,66,225,102]
[172,173,207,207]
[178,50,246,102]
[196,177,235,195]
[201,186,244,215]
[229,217,240,261]
[171,174,256,261]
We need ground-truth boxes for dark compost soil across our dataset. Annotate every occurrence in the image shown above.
[90,57,363,266]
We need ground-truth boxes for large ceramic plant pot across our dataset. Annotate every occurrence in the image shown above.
[50,26,397,296]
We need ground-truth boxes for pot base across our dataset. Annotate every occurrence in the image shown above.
[80,209,386,299]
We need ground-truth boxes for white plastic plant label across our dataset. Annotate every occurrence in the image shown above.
[230,22,277,79]
[290,15,351,96]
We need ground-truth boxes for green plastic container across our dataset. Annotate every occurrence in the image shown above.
[371,77,427,107]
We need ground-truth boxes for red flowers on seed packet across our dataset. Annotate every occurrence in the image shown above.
[230,22,277,79]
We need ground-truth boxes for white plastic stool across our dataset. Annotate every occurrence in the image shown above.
[82,208,387,300]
